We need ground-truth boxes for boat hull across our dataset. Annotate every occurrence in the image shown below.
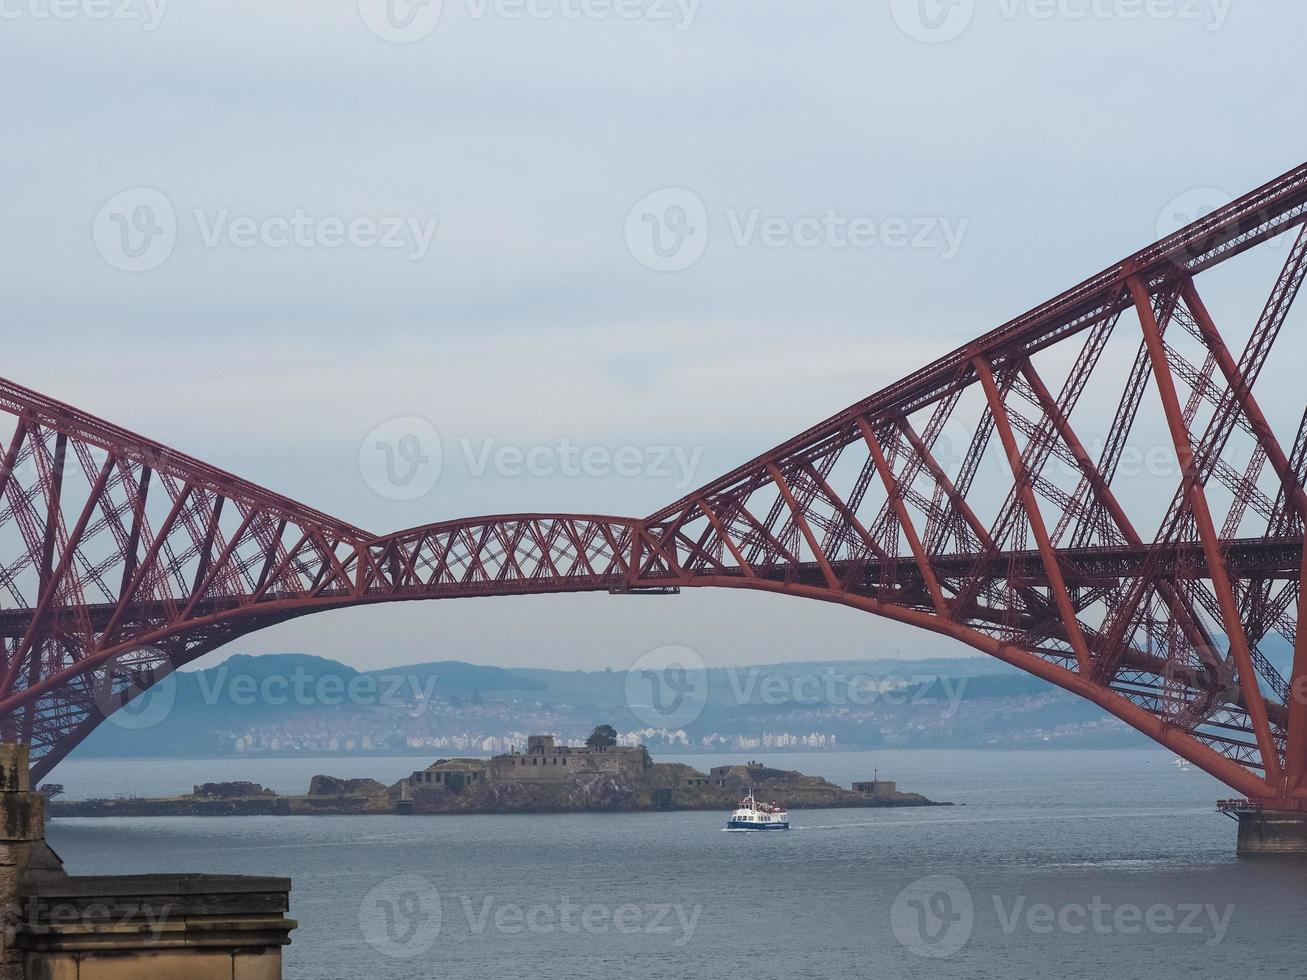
[725,819,790,830]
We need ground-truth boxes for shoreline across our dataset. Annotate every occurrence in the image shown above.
[50,757,953,818]
[62,742,1157,764]
[49,797,954,819]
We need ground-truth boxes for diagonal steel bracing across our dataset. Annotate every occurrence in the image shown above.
[2,163,1307,805]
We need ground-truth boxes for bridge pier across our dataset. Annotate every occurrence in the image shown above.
[1232,807,1307,855]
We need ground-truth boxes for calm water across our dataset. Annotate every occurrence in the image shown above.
[43,750,1307,979]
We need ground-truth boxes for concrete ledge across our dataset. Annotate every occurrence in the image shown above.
[1236,809,1307,855]
[23,874,291,900]
[0,745,297,978]
[16,872,295,977]
[24,947,285,980]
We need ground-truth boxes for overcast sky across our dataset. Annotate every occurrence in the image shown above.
[2,1,1305,670]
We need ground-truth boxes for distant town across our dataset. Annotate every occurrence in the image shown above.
[229,728,842,757]
[77,652,1159,760]
[52,730,950,818]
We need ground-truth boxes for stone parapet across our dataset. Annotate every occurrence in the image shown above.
[17,874,295,980]
[0,744,297,979]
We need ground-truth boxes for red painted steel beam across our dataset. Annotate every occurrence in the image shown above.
[690,575,1272,800]
[5,162,1307,800]
[766,463,839,590]
[648,162,1307,527]
[1180,279,1307,794]
[973,355,1093,674]
[1129,275,1283,784]
[858,417,949,618]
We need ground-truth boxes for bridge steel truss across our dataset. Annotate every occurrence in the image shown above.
[3,163,1307,804]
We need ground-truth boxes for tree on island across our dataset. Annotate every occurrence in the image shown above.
[585,724,618,749]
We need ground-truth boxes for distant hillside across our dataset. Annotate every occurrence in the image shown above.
[496,656,1016,710]
[366,660,544,696]
[73,651,1143,759]
[78,653,541,758]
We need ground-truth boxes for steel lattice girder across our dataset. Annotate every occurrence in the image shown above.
[2,163,1307,803]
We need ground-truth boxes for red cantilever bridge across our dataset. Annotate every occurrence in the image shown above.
[4,165,1307,819]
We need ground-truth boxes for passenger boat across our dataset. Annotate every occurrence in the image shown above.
[725,791,790,831]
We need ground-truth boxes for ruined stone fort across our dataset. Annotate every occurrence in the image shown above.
[407,734,647,790]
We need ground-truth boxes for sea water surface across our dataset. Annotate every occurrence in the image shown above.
[43,750,1307,979]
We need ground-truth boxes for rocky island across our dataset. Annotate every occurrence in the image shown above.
[49,732,950,818]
